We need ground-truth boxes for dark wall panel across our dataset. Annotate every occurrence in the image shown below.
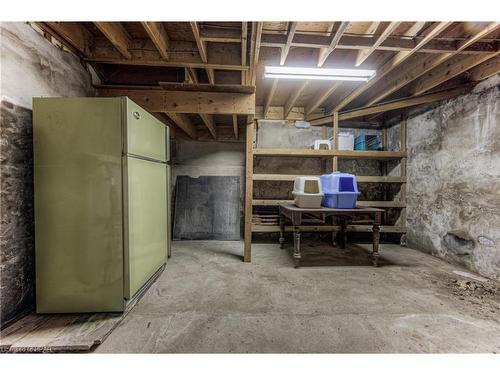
[173,176,240,240]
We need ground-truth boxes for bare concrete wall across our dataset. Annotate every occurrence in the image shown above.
[0,22,94,327]
[403,75,500,281]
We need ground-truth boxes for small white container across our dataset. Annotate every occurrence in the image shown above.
[313,139,332,150]
[293,176,322,194]
[337,131,354,150]
[292,192,324,208]
[292,176,323,208]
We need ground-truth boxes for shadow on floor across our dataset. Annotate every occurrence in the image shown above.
[283,241,395,267]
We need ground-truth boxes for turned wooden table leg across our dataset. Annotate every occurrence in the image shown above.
[293,227,301,268]
[340,217,347,249]
[330,216,337,247]
[279,213,285,249]
[372,212,381,267]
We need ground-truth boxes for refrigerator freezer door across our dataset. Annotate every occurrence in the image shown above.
[33,97,125,313]
[124,98,167,162]
[124,156,168,299]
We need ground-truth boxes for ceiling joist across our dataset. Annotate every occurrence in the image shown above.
[312,83,474,125]
[364,22,500,106]
[249,22,263,86]
[141,22,171,60]
[284,81,309,119]
[409,51,500,96]
[165,112,197,139]
[329,21,452,114]
[355,22,400,67]
[305,82,341,117]
[40,22,93,55]
[94,22,132,59]
[317,22,350,67]
[232,115,239,140]
[263,78,279,118]
[280,22,298,65]
[199,113,217,139]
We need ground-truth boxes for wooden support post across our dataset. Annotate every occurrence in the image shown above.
[244,119,255,262]
[381,127,389,226]
[321,125,327,173]
[400,114,408,245]
[332,112,339,171]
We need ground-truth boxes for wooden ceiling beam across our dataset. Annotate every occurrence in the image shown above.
[284,81,309,119]
[280,22,298,65]
[261,33,497,54]
[241,22,248,84]
[165,112,197,139]
[199,27,241,43]
[94,22,132,59]
[263,78,279,118]
[206,69,215,84]
[456,22,500,51]
[190,22,215,84]
[311,83,474,125]
[305,82,341,117]
[317,22,349,67]
[232,115,239,140]
[365,22,500,106]
[85,57,247,71]
[41,22,93,55]
[97,88,255,115]
[190,22,208,62]
[249,22,263,86]
[141,22,170,60]
[355,22,400,67]
[185,67,198,83]
[199,113,217,139]
[329,22,451,114]
[158,82,255,94]
[409,51,500,96]
[468,55,500,81]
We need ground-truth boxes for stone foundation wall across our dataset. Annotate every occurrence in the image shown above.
[0,22,94,327]
[404,75,500,280]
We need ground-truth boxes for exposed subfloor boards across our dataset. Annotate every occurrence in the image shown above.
[0,266,165,353]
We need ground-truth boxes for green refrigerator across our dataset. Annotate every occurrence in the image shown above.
[33,97,170,313]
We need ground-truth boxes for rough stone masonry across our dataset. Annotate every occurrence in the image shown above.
[404,75,500,281]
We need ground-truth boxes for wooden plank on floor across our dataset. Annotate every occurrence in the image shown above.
[1,265,163,352]
[44,312,123,351]
[0,313,47,350]
[8,314,82,352]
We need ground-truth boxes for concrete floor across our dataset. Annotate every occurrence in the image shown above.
[95,240,500,353]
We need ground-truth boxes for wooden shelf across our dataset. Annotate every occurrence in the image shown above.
[253,148,406,160]
[253,199,293,205]
[252,224,407,233]
[253,148,332,157]
[334,150,406,160]
[244,115,409,262]
[253,199,405,208]
[357,201,405,208]
[253,174,405,183]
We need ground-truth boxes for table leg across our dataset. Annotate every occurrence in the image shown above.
[279,214,285,249]
[340,218,347,249]
[330,216,337,247]
[372,212,381,267]
[293,227,301,268]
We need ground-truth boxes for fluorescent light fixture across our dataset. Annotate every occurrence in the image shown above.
[264,66,376,81]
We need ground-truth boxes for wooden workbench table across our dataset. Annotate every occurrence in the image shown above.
[278,203,384,268]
